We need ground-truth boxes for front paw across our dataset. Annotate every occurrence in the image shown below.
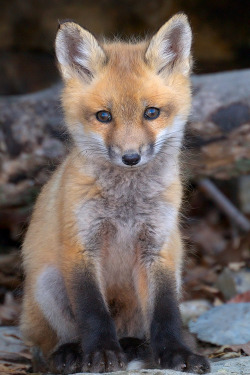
[157,345,210,374]
[82,349,127,373]
[49,343,82,374]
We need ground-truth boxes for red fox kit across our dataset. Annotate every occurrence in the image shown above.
[21,13,210,374]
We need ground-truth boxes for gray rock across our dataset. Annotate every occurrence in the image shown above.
[189,303,250,345]
[216,267,250,300]
[0,326,28,356]
[211,356,250,374]
[180,299,212,326]
[71,356,250,375]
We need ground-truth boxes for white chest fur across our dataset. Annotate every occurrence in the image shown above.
[76,157,179,259]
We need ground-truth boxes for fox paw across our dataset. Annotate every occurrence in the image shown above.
[81,349,127,373]
[157,346,210,373]
[49,343,82,374]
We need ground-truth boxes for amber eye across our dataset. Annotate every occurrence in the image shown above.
[96,110,112,123]
[144,107,160,120]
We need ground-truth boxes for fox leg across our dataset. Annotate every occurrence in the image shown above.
[58,249,126,374]
[21,287,58,356]
[137,231,210,374]
[31,260,126,374]
[20,266,82,374]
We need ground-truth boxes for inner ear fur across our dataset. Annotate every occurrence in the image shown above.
[55,21,106,81]
[145,13,192,76]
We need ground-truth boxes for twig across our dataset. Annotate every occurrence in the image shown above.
[198,178,250,233]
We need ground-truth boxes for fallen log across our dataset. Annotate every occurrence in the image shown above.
[187,69,250,180]
[0,69,250,210]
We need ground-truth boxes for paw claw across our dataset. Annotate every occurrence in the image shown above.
[156,345,210,374]
[82,349,126,372]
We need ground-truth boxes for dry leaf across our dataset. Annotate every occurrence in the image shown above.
[228,291,250,304]
[0,360,31,375]
[230,342,250,356]
[209,345,243,360]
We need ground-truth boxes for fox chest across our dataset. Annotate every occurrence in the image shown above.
[76,185,176,259]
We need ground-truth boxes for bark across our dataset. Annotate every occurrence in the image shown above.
[187,69,250,180]
[0,69,250,210]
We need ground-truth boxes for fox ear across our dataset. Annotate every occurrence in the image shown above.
[55,21,106,81]
[145,14,192,76]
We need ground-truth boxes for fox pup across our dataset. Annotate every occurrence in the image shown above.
[21,13,210,374]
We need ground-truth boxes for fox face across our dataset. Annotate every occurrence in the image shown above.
[56,15,192,168]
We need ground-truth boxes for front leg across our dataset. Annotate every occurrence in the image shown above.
[48,246,126,374]
[64,264,126,373]
[137,229,210,373]
[71,266,126,372]
[150,266,209,373]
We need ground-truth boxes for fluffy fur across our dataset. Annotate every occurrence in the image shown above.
[21,13,210,374]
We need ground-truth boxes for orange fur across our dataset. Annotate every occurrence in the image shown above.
[20,14,210,375]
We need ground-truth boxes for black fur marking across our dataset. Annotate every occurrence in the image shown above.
[150,271,210,373]
[120,337,152,363]
[70,268,126,372]
[49,343,82,374]
[71,268,120,352]
[58,18,76,29]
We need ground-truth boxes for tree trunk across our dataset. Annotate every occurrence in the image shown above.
[0,69,250,210]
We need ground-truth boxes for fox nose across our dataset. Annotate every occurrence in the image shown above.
[122,152,141,166]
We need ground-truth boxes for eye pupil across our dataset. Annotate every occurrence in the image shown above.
[144,107,160,120]
[96,111,112,123]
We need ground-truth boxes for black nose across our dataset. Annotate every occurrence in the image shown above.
[122,153,141,166]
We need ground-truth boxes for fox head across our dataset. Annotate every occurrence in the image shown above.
[55,14,192,168]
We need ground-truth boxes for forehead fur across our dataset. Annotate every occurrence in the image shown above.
[102,42,147,75]
[79,41,189,101]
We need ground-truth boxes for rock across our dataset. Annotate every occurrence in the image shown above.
[0,326,32,374]
[189,303,250,345]
[180,299,212,326]
[210,356,250,375]
[216,267,250,300]
[0,326,29,356]
[70,356,250,375]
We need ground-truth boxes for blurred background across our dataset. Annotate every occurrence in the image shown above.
[1,0,250,95]
[0,1,250,373]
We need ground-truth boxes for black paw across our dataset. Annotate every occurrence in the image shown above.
[82,349,127,373]
[49,343,82,374]
[120,337,152,362]
[157,345,210,373]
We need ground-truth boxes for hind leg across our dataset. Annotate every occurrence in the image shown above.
[21,291,57,356]
[21,266,82,374]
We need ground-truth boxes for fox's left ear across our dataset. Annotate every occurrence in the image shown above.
[145,13,192,76]
[55,21,106,81]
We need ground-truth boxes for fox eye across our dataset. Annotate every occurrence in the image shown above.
[96,110,112,123]
[144,107,160,120]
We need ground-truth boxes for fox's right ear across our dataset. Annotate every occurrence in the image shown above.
[55,21,106,81]
[145,13,192,77]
